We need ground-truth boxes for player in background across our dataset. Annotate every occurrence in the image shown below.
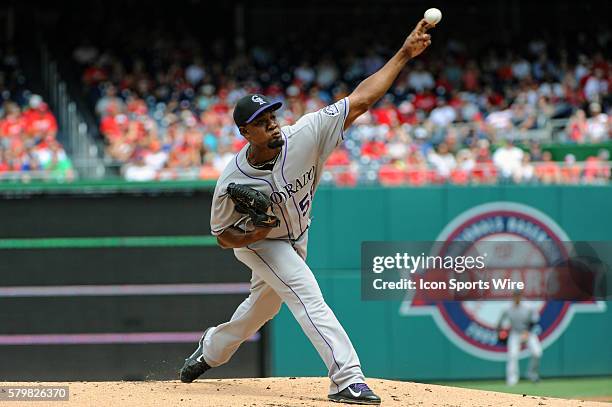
[498,290,543,386]
[180,18,434,405]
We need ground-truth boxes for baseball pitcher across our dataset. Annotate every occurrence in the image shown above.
[180,18,435,405]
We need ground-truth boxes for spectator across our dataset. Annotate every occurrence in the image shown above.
[95,85,125,117]
[486,106,514,136]
[82,59,108,86]
[510,100,536,131]
[456,148,476,173]
[43,142,75,181]
[443,57,463,89]
[584,68,608,103]
[361,136,388,161]
[144,139,169,171]
[326,148,351,168]
[0,80,66,181]
[413,89,437,112]
[567,109,588,143]
[0,102,24,139]
[371,97,399,126]
[512,56,531,80]
[363,50,384,76]
[513,153,535,184]
[462,60,480,92]
[22,95,58,140]
[535,151,562,184]
[124,152,157,181]
[72,30,611,185]
[185,57,206,86]
[212,143,234,173]
[379,160,405,186]
[316,59,339,89]
[451,149,475,184]
[561,154,581,184]
[586,103,609,142]
[429,98,457,127]
[528,141,543,161]
[408,61,435,92]
[294,61,316,86]
[386,132,410,161]
[199,156,221,180]
[72,39,99,65]
[493,140,524,179]
[428,142,456,179]
[584,149,611,183]
[405,150,431,186]
[0,150,8,173]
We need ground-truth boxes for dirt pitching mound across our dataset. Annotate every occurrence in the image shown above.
[3,377,607,406]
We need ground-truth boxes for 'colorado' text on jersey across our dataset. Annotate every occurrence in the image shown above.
[210,97,349,240]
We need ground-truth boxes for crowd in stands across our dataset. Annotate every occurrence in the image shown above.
[73,30,611,184]
[0,49,73,182]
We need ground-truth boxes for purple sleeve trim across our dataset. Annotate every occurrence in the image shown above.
[340,97,349,140]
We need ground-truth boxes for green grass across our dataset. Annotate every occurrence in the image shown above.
[436,377,612,401]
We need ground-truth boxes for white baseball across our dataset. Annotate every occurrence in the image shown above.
[424,8,442,25]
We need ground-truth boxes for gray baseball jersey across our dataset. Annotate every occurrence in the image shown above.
[501,303,543,385]
[204,97,365,394]
[499,303,539,333]
[210,97,349,240]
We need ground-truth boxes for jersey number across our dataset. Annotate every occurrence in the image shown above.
[298,194,310,217]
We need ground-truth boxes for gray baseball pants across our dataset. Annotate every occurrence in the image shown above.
[199,232,364,394]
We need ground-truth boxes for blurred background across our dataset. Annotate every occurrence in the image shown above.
[0,0,610,401]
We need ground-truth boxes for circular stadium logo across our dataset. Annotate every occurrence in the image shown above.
[399,202,603,361]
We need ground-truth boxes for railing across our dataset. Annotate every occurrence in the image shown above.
[41,47,106,180]
[0,170,75,183]
[436,120,556,144]
[30,160,602,186]
[321,161,612,186]
[550,118,571,141]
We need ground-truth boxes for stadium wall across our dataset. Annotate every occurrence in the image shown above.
[1,182,610,381]
[271,185,612,380]
[0,181,263,381]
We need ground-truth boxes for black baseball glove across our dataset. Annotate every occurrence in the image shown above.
[227,183,280,228]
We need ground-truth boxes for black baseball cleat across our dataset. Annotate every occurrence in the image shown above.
[328,383,381,405]
[179,328,212,383]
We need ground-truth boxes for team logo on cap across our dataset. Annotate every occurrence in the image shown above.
[399,202,604,360]
[252,95,266,105]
